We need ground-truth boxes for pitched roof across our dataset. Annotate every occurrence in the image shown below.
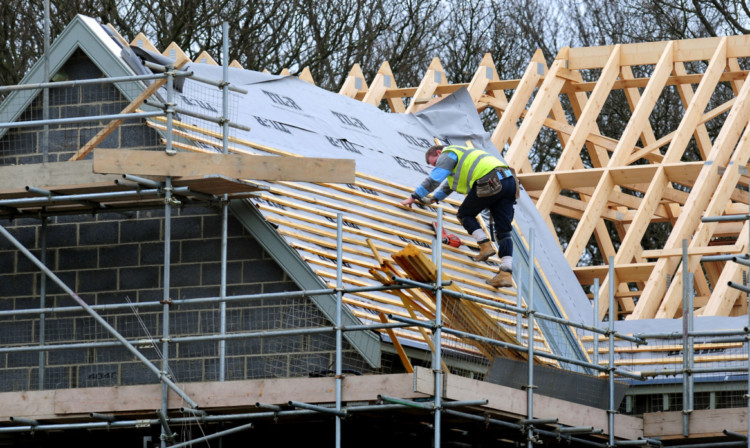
[151,60,591,368]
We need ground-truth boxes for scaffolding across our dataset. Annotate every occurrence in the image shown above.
[0,18,749,448]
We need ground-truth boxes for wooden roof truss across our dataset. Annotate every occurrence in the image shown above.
[333,36,750,321]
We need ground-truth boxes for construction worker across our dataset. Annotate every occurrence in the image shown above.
[400,144,517,288]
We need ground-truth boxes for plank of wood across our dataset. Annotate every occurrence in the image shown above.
[573,262,655,285]
[644,408,748,439]
[42,373,426,418]
[0,160,118,192]
[429,372,643,440]
[379,312,414,373]
[93,148,356,183]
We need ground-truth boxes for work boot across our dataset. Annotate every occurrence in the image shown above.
[474,240,495,262]
[486,269,513,288]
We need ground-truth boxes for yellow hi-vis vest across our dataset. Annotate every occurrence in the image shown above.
[443,145,508,194]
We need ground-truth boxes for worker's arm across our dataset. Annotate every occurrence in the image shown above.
[431,183,453,202]
[400,153,457,207]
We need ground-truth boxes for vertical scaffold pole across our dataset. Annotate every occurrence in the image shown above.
[38,218,48,389]
[161,71,176,448]
[161,177,173,448]
[42,0,50,162]
[218,21,230,383]
[526,228,536,448]
[593,277,600,368]
[608,256,615,447]
[434,207,444,447]
[682,239,690,437]
[516,237,524,339]
[687,272,694,430]
[165,63,175,155]
[335,214,344,448]
[221,21,230,156]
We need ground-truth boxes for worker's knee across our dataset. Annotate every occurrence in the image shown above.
[497,231,512,243]
[459,216,480,234]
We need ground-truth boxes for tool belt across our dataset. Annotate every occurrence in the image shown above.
[475,169,503,197]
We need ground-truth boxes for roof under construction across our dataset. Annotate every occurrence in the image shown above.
[0,13,748,447]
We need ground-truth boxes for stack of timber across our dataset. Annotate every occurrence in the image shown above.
[391,244,530,362]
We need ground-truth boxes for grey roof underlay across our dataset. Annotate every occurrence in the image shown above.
[166,62,592,368]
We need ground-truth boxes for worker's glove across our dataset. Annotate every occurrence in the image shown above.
[411,193,430,205]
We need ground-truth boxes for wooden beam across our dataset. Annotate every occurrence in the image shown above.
[466,53,498,103]
[436,372,643,440]
[566,34,750,69]
[503,59,567,170]
[490,50,545,151]
[559,46,622,173]
[362,61,403,111]
[519,163,704,192]
[92,148,356,183]
[405,58,448,114]
[704,242,747,316]
[162,42,190,65]
[298,66,315,84]
[0,372,427,420]
[130,32,159,54]
[673,62,714,159]
[563,70,749,94]
[194,51,218,65]
[339,63,368,100]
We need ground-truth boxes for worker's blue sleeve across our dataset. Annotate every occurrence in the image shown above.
[415,167,452,197]
[432,184,452,201]
[413,152,458,199]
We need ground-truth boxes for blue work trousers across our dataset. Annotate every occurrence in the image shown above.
[456,176,516,258]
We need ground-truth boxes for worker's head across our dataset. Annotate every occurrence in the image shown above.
[425,145,444,166]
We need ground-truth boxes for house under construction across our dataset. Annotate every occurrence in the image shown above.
[0,14,748,448]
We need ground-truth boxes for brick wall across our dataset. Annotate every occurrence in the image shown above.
[0,50,379,391]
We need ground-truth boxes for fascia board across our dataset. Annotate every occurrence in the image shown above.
[229,198,382,368]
